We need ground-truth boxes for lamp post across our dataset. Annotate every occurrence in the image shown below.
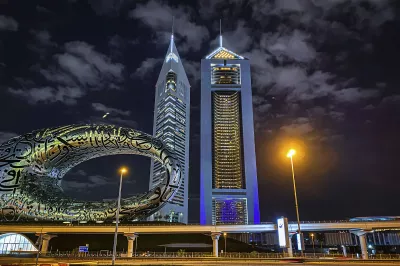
[310,233,316,257]
[286,149,303,256]
[112,167,127,266]
[35,228,43,266]
[224,232,227,255]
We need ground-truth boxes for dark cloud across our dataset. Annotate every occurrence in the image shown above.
[381,95,400,105]
[31,30,55,47]
[0,15,18,31]
[332,87,379,103]
[28,29,57,58]
[8,41,124,105]
[183,61,200,84]
[209,20,252,54]
[36,5,51,13]
[261,30,316,63]
[132,58,162,79]
[280,117,314,136]
[130,0,209,52]
[62,168,136,197]
[8,87,84,105]
[92,103,131,116]
[88,0,133,16]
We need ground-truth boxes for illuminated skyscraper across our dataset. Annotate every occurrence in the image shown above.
[148,32,190,223]
[200,33,260,225]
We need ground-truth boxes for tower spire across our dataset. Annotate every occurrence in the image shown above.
[171,16,175,53]
[219,19,222,47]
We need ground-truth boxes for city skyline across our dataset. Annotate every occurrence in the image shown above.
[0,0,400,223]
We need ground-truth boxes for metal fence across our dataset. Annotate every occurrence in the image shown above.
[40,251,400,260]
[0,220,376,226]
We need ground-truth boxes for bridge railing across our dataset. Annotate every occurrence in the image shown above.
[2,218,399,227]
[41,251,400,260]
[0,221,355,226]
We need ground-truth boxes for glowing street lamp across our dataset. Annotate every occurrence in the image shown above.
[224,232,227,254]
[310,233,316,257]
[287,149,296,158]
[112,167,127,265]
[287,149,303,256]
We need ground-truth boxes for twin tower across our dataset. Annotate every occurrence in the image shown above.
[148,31,260,225]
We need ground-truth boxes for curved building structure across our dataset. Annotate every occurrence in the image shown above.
[0,124,181,222]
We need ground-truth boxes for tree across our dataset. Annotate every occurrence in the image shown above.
[177,249,186,257]
[250,251,258,258]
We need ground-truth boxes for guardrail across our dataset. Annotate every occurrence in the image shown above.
[0,220,378,226]
[39,252,400,260]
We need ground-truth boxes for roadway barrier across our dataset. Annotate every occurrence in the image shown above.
[42,251,400,260]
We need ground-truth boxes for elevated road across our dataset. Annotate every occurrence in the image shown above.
[0,220,400,234]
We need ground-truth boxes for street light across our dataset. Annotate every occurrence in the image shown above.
[310,233,316,257]
[286,149,303,256]
[224,232,227,255]
[112,167,127,266]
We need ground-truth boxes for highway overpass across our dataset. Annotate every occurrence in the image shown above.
[1,220,400,259]
[0,220,400,234]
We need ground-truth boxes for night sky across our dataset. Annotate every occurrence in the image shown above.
[1,0,400,223]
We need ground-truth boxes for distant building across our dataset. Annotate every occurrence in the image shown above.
[148,31,190,223]
[200,33,260,225]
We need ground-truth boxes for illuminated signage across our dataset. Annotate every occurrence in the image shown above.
[297,233,305,251]
[277,217,289,248]
[79,246,88,252]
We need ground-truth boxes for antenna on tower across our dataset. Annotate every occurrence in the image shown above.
[171,16,175,53]
[172,16,175,37]
[219,19,222,47]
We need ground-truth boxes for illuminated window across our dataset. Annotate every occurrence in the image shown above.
[165,71,177,92]
[206,47,244,60]
[212,198,248,225]
[212,91,245,189]
[211,64,241,84]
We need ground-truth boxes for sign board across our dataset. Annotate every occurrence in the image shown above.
[296,233,305,251]
[277,217,289,248]
[79,246,89,252]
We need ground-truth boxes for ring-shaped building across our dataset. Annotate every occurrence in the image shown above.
[0,124,181,222]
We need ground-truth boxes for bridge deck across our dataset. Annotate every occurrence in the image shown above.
[0,221,399,234]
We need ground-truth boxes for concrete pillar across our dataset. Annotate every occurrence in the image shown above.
[359,234,368,259]
[342,245,347,257]
[352,230,370,260]
[37,234,56,254]
[211,233,221,257]
[287,238,293,257]
[286,233,294,257]
[125,233,138,257]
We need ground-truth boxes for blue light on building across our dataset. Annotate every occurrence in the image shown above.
[200,32,260,225]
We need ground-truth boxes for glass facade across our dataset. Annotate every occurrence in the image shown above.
[212,91,245,189]
[212,198,248,225]
[152,84,187,208]
[0,233,37,254]
[149,36,190,223]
